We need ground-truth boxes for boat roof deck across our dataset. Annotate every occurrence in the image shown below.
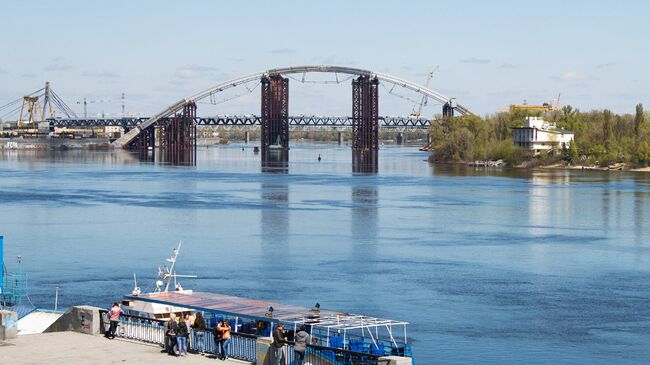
[126,291,408,330]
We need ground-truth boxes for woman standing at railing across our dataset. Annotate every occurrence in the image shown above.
[293,325,310,365]
[176,316,189,357]
[192,312,207,353]
[166,314,178,356]
[219,320,232,360]
[107,303,124,340]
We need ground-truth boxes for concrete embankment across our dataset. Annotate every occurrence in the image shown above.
[1,331,245,365]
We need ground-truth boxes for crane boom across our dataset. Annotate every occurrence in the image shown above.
[411,66,439,118]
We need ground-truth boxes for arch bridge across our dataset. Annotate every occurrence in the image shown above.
[114,65,472,170]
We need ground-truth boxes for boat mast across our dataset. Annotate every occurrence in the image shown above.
[164,242,181,292]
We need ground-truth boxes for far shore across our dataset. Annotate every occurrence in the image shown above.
[431,159,650,173]
[537,162,650,173]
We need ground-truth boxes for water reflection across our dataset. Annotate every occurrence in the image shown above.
[262,150,289,174]
[260,182,289,246]
[633,174,647,245]
[351,184,378,257]
[352,150,378,174]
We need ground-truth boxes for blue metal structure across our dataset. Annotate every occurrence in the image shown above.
[0,237,28,308]
[0,235,3,296]
[125,291,411,361]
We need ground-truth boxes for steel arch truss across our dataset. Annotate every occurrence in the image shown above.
[114,65,471,148]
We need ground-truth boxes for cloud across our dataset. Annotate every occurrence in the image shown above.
[270,48,295,54]
[560,71,583,80]
[82,70,120,78]
[0,68,7,74]
[21,73,37,78]
[596,62,617,69]
[549,71,589,84]
[460,57,490,64]
[500,63,518,69]
[44,64,74,72]
[174,65,219,79]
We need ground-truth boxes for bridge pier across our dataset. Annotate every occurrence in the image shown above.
[261,75,289,168]
[397,132,404,145]
[338,131,344,145]
[244,130,250,144]
[443,102,455,118]
[351,75,379,173]
[159,101,197,165]
[125,125,155,161]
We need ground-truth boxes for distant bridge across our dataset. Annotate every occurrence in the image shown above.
[46,115,432,129]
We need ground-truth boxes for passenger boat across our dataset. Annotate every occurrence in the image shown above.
[120,243,414,362]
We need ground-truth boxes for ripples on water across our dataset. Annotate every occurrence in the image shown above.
[1,143,649,364]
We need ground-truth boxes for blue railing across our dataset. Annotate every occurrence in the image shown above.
[189,329,257,362]
[99,311,392,364]
[286,342,383,365]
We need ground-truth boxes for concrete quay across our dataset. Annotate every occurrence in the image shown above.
[0,331,248,365]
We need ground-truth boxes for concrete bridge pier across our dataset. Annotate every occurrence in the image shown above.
[244,130,250,144]
[397,132,404,145]
[338,131,344,145]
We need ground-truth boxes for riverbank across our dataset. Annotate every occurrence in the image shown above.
[431,158,650,173]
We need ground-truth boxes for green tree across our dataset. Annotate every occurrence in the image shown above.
[634,103,645,145]
[635,141,650,166]
[603,109,613,151]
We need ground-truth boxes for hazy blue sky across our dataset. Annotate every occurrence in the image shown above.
[1,0,649,117]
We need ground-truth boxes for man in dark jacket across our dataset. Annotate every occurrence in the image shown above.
[293,325,311,365]
[272,322,287,365]
[166,316,178,356]
[192,312,207,353]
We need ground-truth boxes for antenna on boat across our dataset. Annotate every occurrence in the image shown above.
[132,273,141,296]
[157,241,197,292]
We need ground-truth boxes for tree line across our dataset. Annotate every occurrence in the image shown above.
[428,103,650,168]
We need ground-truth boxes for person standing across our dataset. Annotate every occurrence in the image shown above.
[166,314,178,356]
[192,312,207,353]
[176,315,189,356]
[213,320,224,359]
[272,322,287,365]
[220,321,232,360]
[293,325,310,365]
[183,314,193,352]
[107,302,123,339]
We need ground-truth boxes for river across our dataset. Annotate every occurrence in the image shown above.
[1,142,649,364]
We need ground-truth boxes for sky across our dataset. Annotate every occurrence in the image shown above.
[1,0,649,118]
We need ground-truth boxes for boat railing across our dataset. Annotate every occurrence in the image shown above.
[288,342,386,365]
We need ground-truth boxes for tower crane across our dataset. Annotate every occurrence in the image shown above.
[76,97,112,118]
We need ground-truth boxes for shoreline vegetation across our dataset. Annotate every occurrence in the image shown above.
[427,103,650,172]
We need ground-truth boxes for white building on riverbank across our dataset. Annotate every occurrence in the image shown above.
[512,116,574,154]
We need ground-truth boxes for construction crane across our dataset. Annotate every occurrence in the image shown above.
[507,93,562,112]
[410,66,439,118]
[76,97,112,118]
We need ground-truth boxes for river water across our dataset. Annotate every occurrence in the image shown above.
[1,142,649,364]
